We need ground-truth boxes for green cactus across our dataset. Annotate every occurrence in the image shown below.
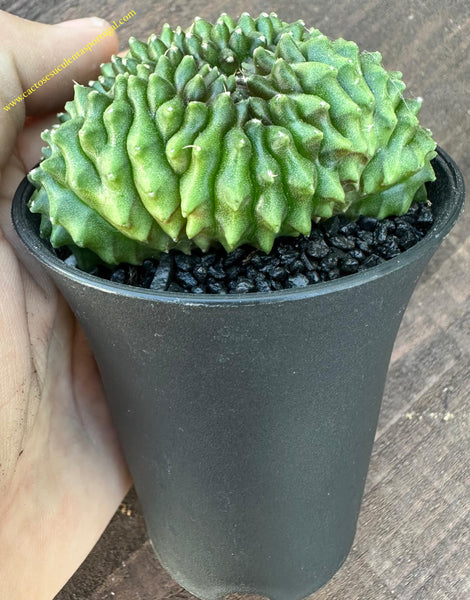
[28,12,437,266]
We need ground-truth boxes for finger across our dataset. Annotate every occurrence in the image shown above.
[1,11,118,115]
[0,12,118,167]
[0,158,55,294]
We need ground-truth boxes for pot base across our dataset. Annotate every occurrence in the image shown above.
[149,536,351,600]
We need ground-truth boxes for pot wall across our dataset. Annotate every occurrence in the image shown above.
[12,148,465,600]
[63,260,427,600]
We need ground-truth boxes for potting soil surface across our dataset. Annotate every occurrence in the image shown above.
[60,201,434,294]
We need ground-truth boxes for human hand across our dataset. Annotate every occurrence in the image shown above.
[0,11,131,599]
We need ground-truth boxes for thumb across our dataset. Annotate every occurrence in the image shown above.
[0,10,118,121]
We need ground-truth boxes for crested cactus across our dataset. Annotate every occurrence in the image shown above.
[28,12,437,266]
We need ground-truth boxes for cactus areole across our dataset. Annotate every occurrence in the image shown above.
[28,13,437,267]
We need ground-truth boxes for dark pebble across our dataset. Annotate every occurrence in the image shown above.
[258,256,278,272]
[320,249,346,272]
[325,268,341,280]
[307,228,324,242]
[174,252,195,271]
[271,279,284,290]
[359,254,384,270]
[143,259,156,271]
[401,213,419,224]
[382,219,396,233]
[64,254,78,268]
[329,234,356,251]
[232,278,256,293]
[340,256,360,274]
[288,259,305,274]
[306,239,330,259]
[128,266,140,286]
[226,265,240,280]
[339,221,359,236]
[224,247,247,267]
[356,239,370,253]
[300,252,316,271]
[377,238,401,259]
[321,254,339,270]
[259,255,280,271]
[242,250,259,264]
[200,254,217,267]
[73,202,433,294]
[254,274,272,292]
[278,247,299,262]
[287,274,309,288]
[322,216,341,235]
[206,279,227,294]
[208,262,226,280]
[358,216,378,231]
[150,254,173,290]
[417,205,434,225]
[141,260,157,287]
[395,219,411,236]
[357,230,374,244]
[266,265,287,280]
[374,222,388,244]
[245,265,258,280]
[348,248,366,261]
[167,282,185,293]
[110,267,127,284]
[193,264,208,283]
[249,254,266,269]
[176,270,198,289]
[306,270,321,284]
[398,229,421,250]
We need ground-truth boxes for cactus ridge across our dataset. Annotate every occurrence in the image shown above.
[29,12,436,265]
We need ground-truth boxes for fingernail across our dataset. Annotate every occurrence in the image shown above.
[57,16,109,29]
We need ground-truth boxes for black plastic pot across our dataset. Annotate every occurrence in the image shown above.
[12,147,464,600]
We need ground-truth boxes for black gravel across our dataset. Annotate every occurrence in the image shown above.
[65,201,434,294]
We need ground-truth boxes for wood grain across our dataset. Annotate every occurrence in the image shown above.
[3,1,468,598]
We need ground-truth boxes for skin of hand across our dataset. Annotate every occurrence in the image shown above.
[0,11,132,599]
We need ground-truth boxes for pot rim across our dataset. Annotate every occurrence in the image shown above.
[12,146,465,306]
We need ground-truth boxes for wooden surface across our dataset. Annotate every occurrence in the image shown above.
[5,0,469,598]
